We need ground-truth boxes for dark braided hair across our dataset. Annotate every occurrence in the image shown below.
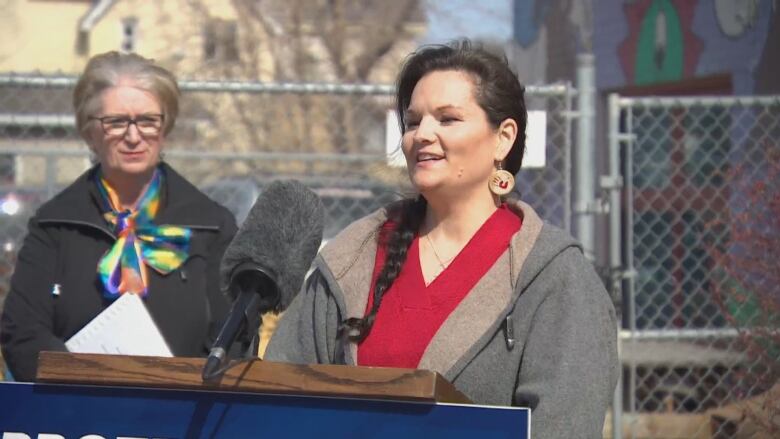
[342,40,527,342]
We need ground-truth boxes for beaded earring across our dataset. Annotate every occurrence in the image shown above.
[489,161,515,196]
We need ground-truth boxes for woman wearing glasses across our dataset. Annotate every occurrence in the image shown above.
[0,52,238,381]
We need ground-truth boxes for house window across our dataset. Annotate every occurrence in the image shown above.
[203,19,239,62]
[121,17,138,53]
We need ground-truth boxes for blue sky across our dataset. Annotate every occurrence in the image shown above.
[422,0,513,44]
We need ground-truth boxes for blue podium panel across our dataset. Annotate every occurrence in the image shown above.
[0,382,529,438]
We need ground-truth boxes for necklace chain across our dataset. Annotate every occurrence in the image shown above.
[425,233,456,270]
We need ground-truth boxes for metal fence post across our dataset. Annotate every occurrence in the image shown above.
[607,93,624,439]
[574,53,596,260]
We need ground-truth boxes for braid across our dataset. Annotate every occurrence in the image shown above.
[341,196,427,342]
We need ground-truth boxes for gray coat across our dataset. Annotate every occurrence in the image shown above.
[265,200,619,438]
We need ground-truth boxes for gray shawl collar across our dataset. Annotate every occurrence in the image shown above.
[318,199,544,378]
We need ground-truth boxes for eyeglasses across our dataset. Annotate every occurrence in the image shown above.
[88,114,165,136]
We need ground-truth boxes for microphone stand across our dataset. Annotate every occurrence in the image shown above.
[202,263,279,381]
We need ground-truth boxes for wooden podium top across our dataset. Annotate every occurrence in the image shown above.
[37,351,471,404]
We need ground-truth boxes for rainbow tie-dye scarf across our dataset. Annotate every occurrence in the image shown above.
[95,168,192,299]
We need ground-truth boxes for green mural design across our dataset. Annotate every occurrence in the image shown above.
[635,0,684,84]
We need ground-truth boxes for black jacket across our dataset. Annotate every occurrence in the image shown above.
[0,163,238,381]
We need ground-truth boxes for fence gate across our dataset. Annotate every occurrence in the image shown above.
[607,94,780,438]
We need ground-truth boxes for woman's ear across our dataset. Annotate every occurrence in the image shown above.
[81,124,103,161]
[81,126,97,151]
[495,118,518,162]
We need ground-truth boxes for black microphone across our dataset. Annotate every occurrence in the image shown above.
[202,180,324,380]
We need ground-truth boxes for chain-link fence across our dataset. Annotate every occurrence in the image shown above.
[5,72,779,438]
[0,73,574,306]
[610,94,780,438]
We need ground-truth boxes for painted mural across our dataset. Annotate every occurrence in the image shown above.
[618,0,702,85]
[510,0,591,85]
[513,0,552,48]
[713,0,761,38]
[594,0,776,94]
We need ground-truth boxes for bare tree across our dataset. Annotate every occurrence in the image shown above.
[169,0,423,179]
[227,0,423,82]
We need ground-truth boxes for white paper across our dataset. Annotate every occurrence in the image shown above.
[65,293,173,357]
[523,110,547,168]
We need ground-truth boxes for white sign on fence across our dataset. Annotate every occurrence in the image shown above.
[523,110,547,168]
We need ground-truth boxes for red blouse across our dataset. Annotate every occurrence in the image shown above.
[358,204,522,368]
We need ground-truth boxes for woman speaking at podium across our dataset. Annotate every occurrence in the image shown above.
[0,52,237,382]
[266,41,618,438]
